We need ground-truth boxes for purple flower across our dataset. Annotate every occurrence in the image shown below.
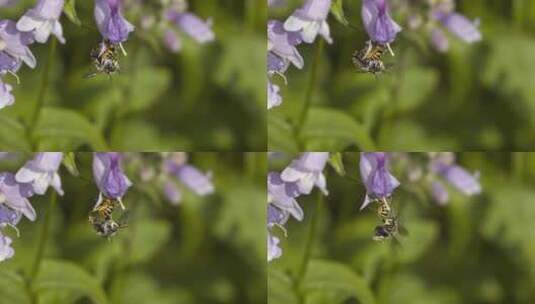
[267,232,282,262]
[268,172,303,221]
[93,152,132,199]
[0,232,14,262]
[166,162,214,196]
[94,0,134,44]
[267,204,288,262]
[268,80,282,110]
[433,11,481,44]
[430,27,449,52]
[0,79,14,109]
[16,0,66,44]
[0,20,36,70]
[431,180,449,205]
[163,29,181,53]
[430,159,481,197]
[283,0,332,44]
[268,20,304,69]
[280,152,329,195]
[361,0,401,44]
[166,11,215,44]
[267,51,290,76]
[15,152,64,196]
[163,181,182,205]
[0,196,25,262]
[0,172,36,221]
[359,152,400,210]
[0,0,18,7]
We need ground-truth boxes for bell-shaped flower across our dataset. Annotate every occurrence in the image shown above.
[268,172,303,221]
[163,29,181,53]
[284,0,333,44]
[359,152,400,210]
[268,80,282,110]
[93,152,132,199]
[268,20,304,69]
[430,27,449,52]
[281,152,329,196]
[0,79,14,109]
[16,0,66,44]
[361,0,401,44]
[267,204,288,262]
[0,231,14,262]
[0,172,35,221]
[166,162,214,196]
[430,159,481,197]
[166,11,214,44]
[15,153,64,196]
[0,20,36,70]
[163,181,182,205]
[434,12,481,43]
[94,0,134,44]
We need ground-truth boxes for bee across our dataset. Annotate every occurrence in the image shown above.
[372,197,407,243]
[352,40,393,75]
[88,193,128,238]
[85,40,121,78]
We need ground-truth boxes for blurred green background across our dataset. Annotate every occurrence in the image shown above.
[0,152,266,304]
[269,152,535,304]
[268,0,535,151]
[0,0,266,151]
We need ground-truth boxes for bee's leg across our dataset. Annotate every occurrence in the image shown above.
[117,197,126,210]
[93,192,104,209]
[119,42,128,56]
[364,40,373,58]
[386,43,395,56]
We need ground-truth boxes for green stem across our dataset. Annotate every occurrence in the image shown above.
[28,192,57,302]
[28,38,57,149]
[294,192,322,304]
[296,39,324,149]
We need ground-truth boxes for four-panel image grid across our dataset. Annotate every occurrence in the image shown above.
[0,0,533,303]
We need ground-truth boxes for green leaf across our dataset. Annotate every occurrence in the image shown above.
[63,0,81,26]
[268,269,298,304]
[35,107,108,150]
[302,259,376,304]
[331,0,349,26]
[214,183,265,262]
[395,218,438,264]
[62,152,79,176]
[303,108,375,151]
[329,153,346,176]
[34,259,109,304]
[392,67,438,113]
[268,113,299,152]
[0,115,31,150]
[215,33,265,107]
[0,268,31,304]
[128,219,172,264]
[123,67,171,113]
